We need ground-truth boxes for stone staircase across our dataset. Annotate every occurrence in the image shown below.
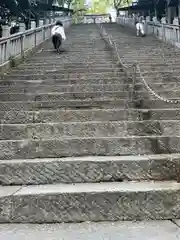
[0,23,180,223]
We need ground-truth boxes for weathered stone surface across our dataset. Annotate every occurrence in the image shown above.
[2,72,124,80]
[0,186,21,222]
[0,154,178,185]
[0,83,131,94]
[0,137,154,159]
[0,220,180,239]
[0,91,130,102]
[0,109,139,124]
[1,120,180,140]
[0,99,130,111]
[6,181,180,222]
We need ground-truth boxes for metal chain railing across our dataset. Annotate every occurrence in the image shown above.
[97,22,180,104]
[96,23,137,101]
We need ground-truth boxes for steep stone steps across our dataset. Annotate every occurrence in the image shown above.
[0,154,178,185]
[0,23,180,223]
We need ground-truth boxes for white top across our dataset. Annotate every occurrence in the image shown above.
[51,25,66,40]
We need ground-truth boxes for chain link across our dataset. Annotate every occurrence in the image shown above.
[97,23,180,104]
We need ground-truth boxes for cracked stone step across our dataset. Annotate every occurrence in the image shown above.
[0,181,180,222]
[0,154,179,185]
[0,119,180,140]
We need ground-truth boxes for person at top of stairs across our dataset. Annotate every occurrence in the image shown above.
[135,18,145,37]
[51,21,66,51]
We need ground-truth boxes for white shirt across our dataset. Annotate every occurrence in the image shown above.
[51,25,66,40]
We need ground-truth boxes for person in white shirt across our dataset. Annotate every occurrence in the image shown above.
[51,21,66,51]
[135,19,145,37]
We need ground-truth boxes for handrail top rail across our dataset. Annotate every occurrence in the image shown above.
[0,17,72,44]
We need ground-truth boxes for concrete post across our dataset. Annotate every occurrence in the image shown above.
[31,21,36,29]
[39,20,44,27]
[19,23,25,32]
[2,25,10,60]
[2,25,10,38]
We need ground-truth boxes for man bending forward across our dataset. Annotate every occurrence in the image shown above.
[51,21,66,51]
[135,21,145,37]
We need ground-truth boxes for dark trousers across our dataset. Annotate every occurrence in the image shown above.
[52,33,62,50]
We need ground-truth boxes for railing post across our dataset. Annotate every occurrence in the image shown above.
[31,21,36,29]
[2,25,10,60]
[19,23,25,33]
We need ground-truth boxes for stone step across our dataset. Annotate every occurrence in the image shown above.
[2,72,123,80]
[1,108,180,124]
[0,91,130,101]
[0,154,178,185]
[10,68,121,74]
[0,221,179,239]
[0,135,180,159]
[0,78,127,85]
[0,108,139,124]
[1,90,180,101]
[0,99,179,111]
[0,99,129,111]
[0,120,180,140]
[0,84,132,94]
[20,63,117,69]
[1,120,180,140]
[1,181,180,222]
[0,81,178,94]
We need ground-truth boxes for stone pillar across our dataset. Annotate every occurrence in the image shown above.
[173,17,179,25]
[2,25,10,60]
[39,20,44,27]
[31,21,36,29]
[2,25,10,38]
[19,23,25,32]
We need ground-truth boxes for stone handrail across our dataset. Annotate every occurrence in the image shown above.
[0,17,72,68]
[117,17,180,47]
